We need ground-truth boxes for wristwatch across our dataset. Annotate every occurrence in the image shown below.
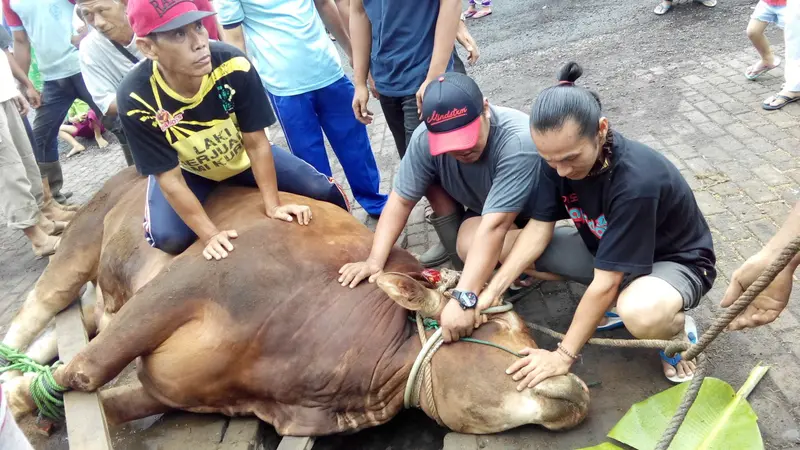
[451,290,478,310]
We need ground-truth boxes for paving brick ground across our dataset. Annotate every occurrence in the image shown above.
[3,42,800,449]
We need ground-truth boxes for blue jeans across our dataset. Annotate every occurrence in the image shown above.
[32,73,100,163]
[144,145,350,254]
[268,76,387,216]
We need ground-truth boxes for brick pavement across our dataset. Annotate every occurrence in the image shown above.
[1,43,800,447]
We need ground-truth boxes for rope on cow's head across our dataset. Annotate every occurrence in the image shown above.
[0,343,68,421]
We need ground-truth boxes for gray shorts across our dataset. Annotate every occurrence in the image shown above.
[533,227,708,310]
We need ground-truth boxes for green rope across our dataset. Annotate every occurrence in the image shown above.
[408,316,523,358]
[0,343,68,421]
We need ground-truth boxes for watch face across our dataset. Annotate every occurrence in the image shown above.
[458,291,478,308]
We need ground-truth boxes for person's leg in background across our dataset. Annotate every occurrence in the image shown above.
[745,2,782,80]
[269,90,335,176]
[230,145,350,212]
[765,0,800,109]
[314,77,387,216]
[399,94,421,150]
[378,95,409,158]
[32,77,78,205]
[0,100,61,258]
[452,49,467,75]
[103,115,135,166]
[144,170,216,254]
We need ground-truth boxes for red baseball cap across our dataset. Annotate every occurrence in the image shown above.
[422,73,485,156]
[128,0,216,37]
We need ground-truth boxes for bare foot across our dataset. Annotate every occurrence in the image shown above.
[96,137,109,148]
[662,356,696,381]
[41,200,76,222]
[67,144,85,157]
[32,235,60,259]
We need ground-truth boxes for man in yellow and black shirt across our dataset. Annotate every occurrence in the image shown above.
[118,0,349,261]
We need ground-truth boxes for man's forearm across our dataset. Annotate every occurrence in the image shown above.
[484,220,555,296]
[367,192,414,267]
[12,33,31,74]
[4,49,33,89]
[245,143,281,214]
[219,25,247,54]
[561,282,619,356]
[765,201,800,256]
[350,0,371,86]
[315,0,352,59]
[455,222,511,294]
[426,0,461,79]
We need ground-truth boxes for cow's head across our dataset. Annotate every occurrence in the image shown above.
[377,273,590,433]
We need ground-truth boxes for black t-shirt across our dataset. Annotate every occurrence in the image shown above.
[530,131,716,288]
[117,41,276,181]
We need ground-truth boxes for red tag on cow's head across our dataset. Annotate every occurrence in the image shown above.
[421,269,441,286]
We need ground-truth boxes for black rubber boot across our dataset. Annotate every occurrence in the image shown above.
[419,212,464,270]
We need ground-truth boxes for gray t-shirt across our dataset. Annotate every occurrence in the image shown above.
[394,105,540,218]
[78,30,143,115]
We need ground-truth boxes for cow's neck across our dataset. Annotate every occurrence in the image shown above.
[392,321,438,422]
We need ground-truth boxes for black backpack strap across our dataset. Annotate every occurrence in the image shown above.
[112,41,140,65]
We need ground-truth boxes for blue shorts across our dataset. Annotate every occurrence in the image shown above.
[752,1,785,28]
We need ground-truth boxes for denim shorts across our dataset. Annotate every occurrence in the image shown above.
[752,1,785,28]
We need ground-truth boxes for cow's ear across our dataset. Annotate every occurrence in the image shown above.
[376,272,445,318]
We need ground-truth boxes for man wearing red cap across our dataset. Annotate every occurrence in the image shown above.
[339,73,541,343]
[117,0,350,261]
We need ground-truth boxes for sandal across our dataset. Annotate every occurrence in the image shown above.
[33,235,61,260]
[472,8,492,18]
[762,94,800,111]
[596,308,624,331]
[660,316,698,383]
[654,1,672,14]
[745,58,781,80]
[462,6,478,19]
[694,0,716,6]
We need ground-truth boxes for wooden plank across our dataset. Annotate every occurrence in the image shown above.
[55,301,113,450]
[218,418,264,450]
[276,436,315,450]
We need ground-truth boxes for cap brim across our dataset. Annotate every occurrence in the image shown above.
[151,11,217,34]
[428,117,481,156]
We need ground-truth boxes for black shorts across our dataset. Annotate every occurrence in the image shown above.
[462,209,531,230]
[533,227,710,310]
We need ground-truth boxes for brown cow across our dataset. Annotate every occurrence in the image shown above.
[2,168,589,437]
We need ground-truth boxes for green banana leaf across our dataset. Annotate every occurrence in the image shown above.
[577,443,625,450]
[607,364,768,450]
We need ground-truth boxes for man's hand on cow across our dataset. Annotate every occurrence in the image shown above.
[721,251,793,331]
[338,260,383,288]
[474,288,502,328]
[506,348,573,391]
[269,204,312,225]
[440,299,475,343]
[203,230,238,261]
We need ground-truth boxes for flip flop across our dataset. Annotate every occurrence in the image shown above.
[654,2,672,14]
[472,9,492,18]
[33,235,61,260]
[596,308,624,331]
[660,315,698,383]
[694,0,716,6]
[762,94,800,111]
[462,9,478,19]
[744,58,781,80]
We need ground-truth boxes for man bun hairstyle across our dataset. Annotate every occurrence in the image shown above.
[530,62,603,139]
